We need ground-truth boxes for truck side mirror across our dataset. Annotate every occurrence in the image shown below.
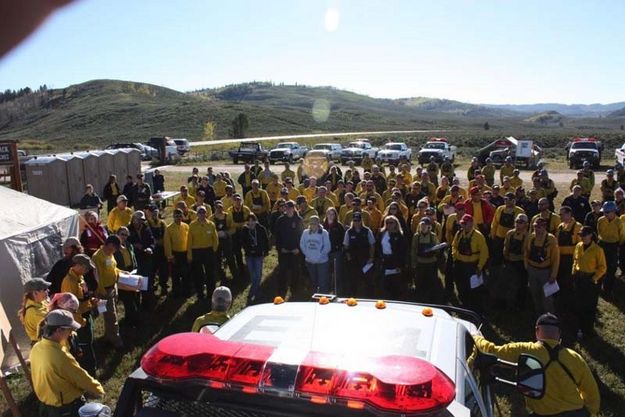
[516,354,545,399]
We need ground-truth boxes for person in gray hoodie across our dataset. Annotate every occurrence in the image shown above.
[300,215,332,294]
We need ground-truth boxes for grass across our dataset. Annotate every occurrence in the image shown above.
[1,159,624,417]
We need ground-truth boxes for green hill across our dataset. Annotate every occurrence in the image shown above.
[523,110,565,126]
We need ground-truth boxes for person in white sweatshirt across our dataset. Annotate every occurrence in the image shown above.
[300,215,332,294]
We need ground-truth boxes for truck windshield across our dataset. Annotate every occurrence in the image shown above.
[571,142,597,150]
[240,143,259,150]
[277,143,295,149]
[424,143,445,149]
[384,144,403,150]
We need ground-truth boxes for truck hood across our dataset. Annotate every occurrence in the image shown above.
[419,149,444,153]
[271,147,293,152]
[570,149,599,154]
[378,149,400,154]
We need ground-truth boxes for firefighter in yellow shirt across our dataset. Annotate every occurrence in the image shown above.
[244,179,271,225]
[284,178,301,201]
[30,310,104,416]
[596,200,625,298]
[471,313,600,417]
[18,278,50,344]
[499,157,515,184]
[491,193,525,265]
[503,214,529,308]
[92,236,124,347]
[174,185,196,208]
[451,214,489,313]
[107,195,133,233]
[187,206,219,300]
[281,162,296,182]
[212,173,228,199]
[265,174,283,206]
[361,154,374,172]
[164,209,190,297]
[481,158,496,186]
[525,218,559,315]
[531,198,561,234]
[296,195,317,228]
[363,197,382,234]
[311,186,334,221]
[509,169,523,189]
[573,227,607,338]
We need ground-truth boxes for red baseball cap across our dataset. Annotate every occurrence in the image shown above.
[459,214,474,224]
[470,186,480,195]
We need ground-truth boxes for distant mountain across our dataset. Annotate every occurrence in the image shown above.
[394,97,521,118]
[607,106,625,118]
[485,102,625,117]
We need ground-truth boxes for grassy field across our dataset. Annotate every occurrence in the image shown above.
[2,160,624,417]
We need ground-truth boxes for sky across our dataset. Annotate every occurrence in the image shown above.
[1,0,624,104]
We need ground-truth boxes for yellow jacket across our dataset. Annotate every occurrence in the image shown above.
[164,222,189,258]
[92,248,120,291]
[187,220,219,260]
[531,212,561,235]
[210,212,235,236]
[525,233,560,275]
[213,179,227,198]
[474,336,600,416]
[570,177,592,196]
[281,169,296,182]
[175,194,196,208]
[245,189,271,215]
[500,164,515,183]
[445,213,461,243]
[572,241,607,283]
[451,228,489,270]
[491,205,525,239]
[302,186,317,203]
[504,229,528,262]
[359,191,385,212]
[227,205,251,229]
[266,182,282,202]
[597,216,625,244]
[23,299,48,343]
[411,231,439,266]
[364,207,382,232]
[555,222,582,255]
[30,338,104,407]
[344,210,372,228]
[509,176,523,189]
[61,270,93,326]
[107,207,133,233]
[191,311,231,332]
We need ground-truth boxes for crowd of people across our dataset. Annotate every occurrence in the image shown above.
[19,153,620,416]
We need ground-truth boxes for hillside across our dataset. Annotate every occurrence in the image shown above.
[608,106,625,118]
[487,102,625,117]
[0,79,621,148]
[523,110,565,126]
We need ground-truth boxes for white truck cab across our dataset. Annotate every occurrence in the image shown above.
[115,299,543,417]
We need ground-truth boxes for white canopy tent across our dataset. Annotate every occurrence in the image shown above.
[0,186,79,371]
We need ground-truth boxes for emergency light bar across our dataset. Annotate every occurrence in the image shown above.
[428,137,448,142]
[141,333,456,415]
[573,137,598,142]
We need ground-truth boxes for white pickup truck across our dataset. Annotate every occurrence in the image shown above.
[418,138,457,164]
[268,142,308,163]
[376,142,412,165]
[340,140,379,164]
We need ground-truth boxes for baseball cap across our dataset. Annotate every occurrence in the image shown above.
[133,210,146,220]
[352,212,363,221]
[296,196,307,204]
[285,200,295,208]
[603,201,617,213]
[212,286,233,310]
[579,226,594,236]
[72,254,95,270]
[116,195,128,203]
[470,186,480,195]
[536,313,560,328]
[62,237,81,249]
[504,192,515,199]
[49,292,79,313]
[454,202,465,211]
[459,214,473,224]
[24,278,51,292]
[420,217,432,225]
[45,309,81,330]
[451,185,460,192]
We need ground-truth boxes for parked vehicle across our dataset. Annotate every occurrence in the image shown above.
[417,138,456,164]
[105,143,157,161]
[115,298,546,417]
[228,142,269,164]
[376,142,412,165]
[146,137,180,162]
[476,137,542,169]
[340,140,378,164]
[312,143,343,161]
[566,137,602,169]
[615,143,625,166]
[268,142,308,163]
[172,138,191,156]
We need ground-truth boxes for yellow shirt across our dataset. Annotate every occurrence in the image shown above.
[228,205,251,229]
[445,213,460,243]
[175,194,196,208]
[499,164,515,183]
[597,216,625,244]
[31,338,104,407]
[525,233,560,275]
[509,176,523,189]
[286,187,301,202]
[210,212,235,235]
[221,195,235,211]
[472,201,484,225]
[503,230,528,262]
[473,336,600,417]
[187,220,219,258]
[343,210,372,228]
[411,232,439,265]
[299,206,317,228]
[555,222,582,255]
[451,228,489,269]
[191,311,231,332]
[359,191,385,212]
[61,270,93,326]
[106,207,133,233]
[92,248,120,291]
[213,179,227,198]
[311,197,334,220]
[531,212,562,235]
[281,169,296,182]
[244,189,271,215]
[303,186,317,203]
[266,182,282,202]
[23,299,48,343]
[364,207,382,232]
[491,206,525,239]
[338,204,351,224]
[164,222,189,258]
[572,241,607,283]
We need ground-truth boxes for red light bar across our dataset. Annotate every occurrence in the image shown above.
[141,334,456,415]
[573,137,598,142]
[429,137,448,142]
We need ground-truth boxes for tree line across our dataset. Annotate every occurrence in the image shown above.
[0,85,48,104]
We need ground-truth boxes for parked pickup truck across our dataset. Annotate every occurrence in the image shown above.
[417,138,456,164]
[615,144,625,166]
[566,137,602,169]
[312,143,343,161]
[340,140,379,164]
[268,142,308,163]
[376,142,412,165]
[229,142,269,164]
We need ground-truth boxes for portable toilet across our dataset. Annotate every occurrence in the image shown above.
[123,148,142,177]
[24,156,70,206]
[74,151,102,196]
[110,149,128,181]
[57,153,86,207]
[92,150,115,182]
